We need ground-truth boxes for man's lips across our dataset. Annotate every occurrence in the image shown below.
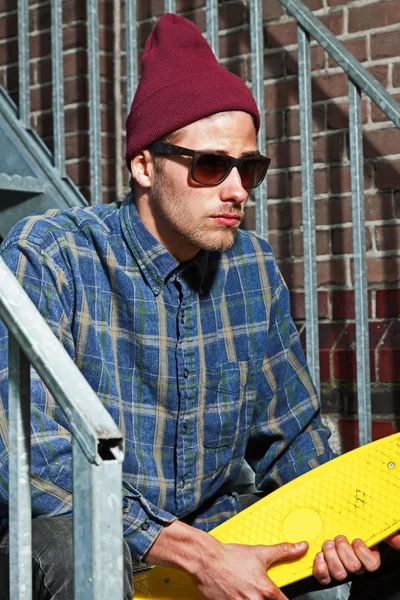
[210,213,242,226]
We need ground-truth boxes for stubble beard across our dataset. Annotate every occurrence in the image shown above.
[151,169,239,253]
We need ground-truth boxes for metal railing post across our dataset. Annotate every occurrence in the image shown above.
[298,26,320,393]
[88,0,103,204]
[51,0,66,176]
[206,0,219,59]
[73,440,124,600]
[164,0,176,13]
[8,334,31,600]
[18,0,30,127]
[250,0,268,239]
[349,80,371,445]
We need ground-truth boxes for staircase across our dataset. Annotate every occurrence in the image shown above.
[0,85,87,242]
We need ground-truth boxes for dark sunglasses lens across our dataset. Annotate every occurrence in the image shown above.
[239,159,268,188]
[193,154,232,184]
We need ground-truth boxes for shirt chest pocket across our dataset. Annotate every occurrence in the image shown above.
[202,361,250,449]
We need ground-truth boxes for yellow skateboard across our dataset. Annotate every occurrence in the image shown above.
[133,432,400,599]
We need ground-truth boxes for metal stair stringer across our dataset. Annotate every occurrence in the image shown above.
[0,86,88,241]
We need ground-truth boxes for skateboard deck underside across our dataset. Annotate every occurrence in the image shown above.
[133,432,400,599]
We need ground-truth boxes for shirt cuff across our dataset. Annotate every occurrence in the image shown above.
[123,492,177,570]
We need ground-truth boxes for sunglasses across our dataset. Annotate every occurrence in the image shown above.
[150,142,270,189]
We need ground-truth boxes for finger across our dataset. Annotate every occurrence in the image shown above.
[384,532,400,550]
[322,540,348,581]
[313,551,331,585]
[265,541,308,567]
[334,536,362,574]
[352,539,381,572]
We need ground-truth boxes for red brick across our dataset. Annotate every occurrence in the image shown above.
[394,63,400,88]
[223,56,249,81]
[264,79,299,109]
[286,46,326,75]
[332,226,372,255]
[332,290,354,319]
[379,321,400,381]
[349,1,400,33]
[319,11,344,36]
[268,201,294,229]
[265,20,298,48]
[289,169,329,198]
[66,160,90,187]
[312,72,348,102]
[290,291,329,321]
[302,0,324,9]
[371,29,400,60]
[317,258,347,286]
[365,193,393,221]
[327,100,368,130]
[266,111,284,140]
[262,0,283,21]
[285,106,325,138]
[313,196,352,226]
[368,65,389,89]
[278,259,305,289]
[371,94,400,122]
[267,140,301,169]
[219,29,250,60]
[313,132,345,163]
[0,11,16,38]
[328,37,367,68]
[178,9,205,32]
[219,2,246,30]
[269,231,292,259]
[292,230,330,257]
[338,419,395,453]
[65,134,89,160]
[364,128,400,160]
[376,224,400,251]
[0,38,17,67]
[264,50,285,81]
[266,172,288,199]
[312,322,345,381]
[395,192,400,218]
[376,289,400,318]
[366,256,400,284]
[331,165,373,195]
[333,322,388,382]
[242,200,294,231]
[375,160,400,190]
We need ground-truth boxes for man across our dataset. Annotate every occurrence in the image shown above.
[0,12,399,600]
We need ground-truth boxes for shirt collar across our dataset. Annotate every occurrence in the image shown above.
[120,193,209,295]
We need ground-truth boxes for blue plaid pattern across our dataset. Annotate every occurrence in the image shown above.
[0,194,333,567]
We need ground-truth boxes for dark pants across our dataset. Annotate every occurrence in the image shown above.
[0,510,399,599]
[0,517,133,600]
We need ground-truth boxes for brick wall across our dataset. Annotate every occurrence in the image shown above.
[0,0,399,447]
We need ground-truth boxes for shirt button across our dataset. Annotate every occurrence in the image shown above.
[181,423,187,434]
[141,522,150,531]
[183,369,189,378]
[181,315,185,324]
[178,478,185,489]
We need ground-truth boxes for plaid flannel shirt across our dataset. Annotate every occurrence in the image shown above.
[0,194,333,568]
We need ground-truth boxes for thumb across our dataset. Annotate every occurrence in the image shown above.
[263,541,308,567]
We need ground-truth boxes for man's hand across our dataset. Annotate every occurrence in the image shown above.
[145,520,308,600]
[194,540,308,600]
[313,535,380,584]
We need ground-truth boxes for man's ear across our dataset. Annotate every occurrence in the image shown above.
[130,150,154,189]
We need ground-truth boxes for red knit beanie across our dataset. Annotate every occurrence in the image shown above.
[125,13,260,170]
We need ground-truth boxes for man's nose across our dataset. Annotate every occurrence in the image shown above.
[219,167,249,204]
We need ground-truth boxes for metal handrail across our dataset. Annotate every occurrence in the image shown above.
[279,0,400,446]
[0,256,124,599]
[280,0,400,125]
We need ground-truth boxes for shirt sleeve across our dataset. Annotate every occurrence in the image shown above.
[245,258,336,493]
[0,235,176,565]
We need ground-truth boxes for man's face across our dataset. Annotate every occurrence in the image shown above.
[137,111,258,262]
